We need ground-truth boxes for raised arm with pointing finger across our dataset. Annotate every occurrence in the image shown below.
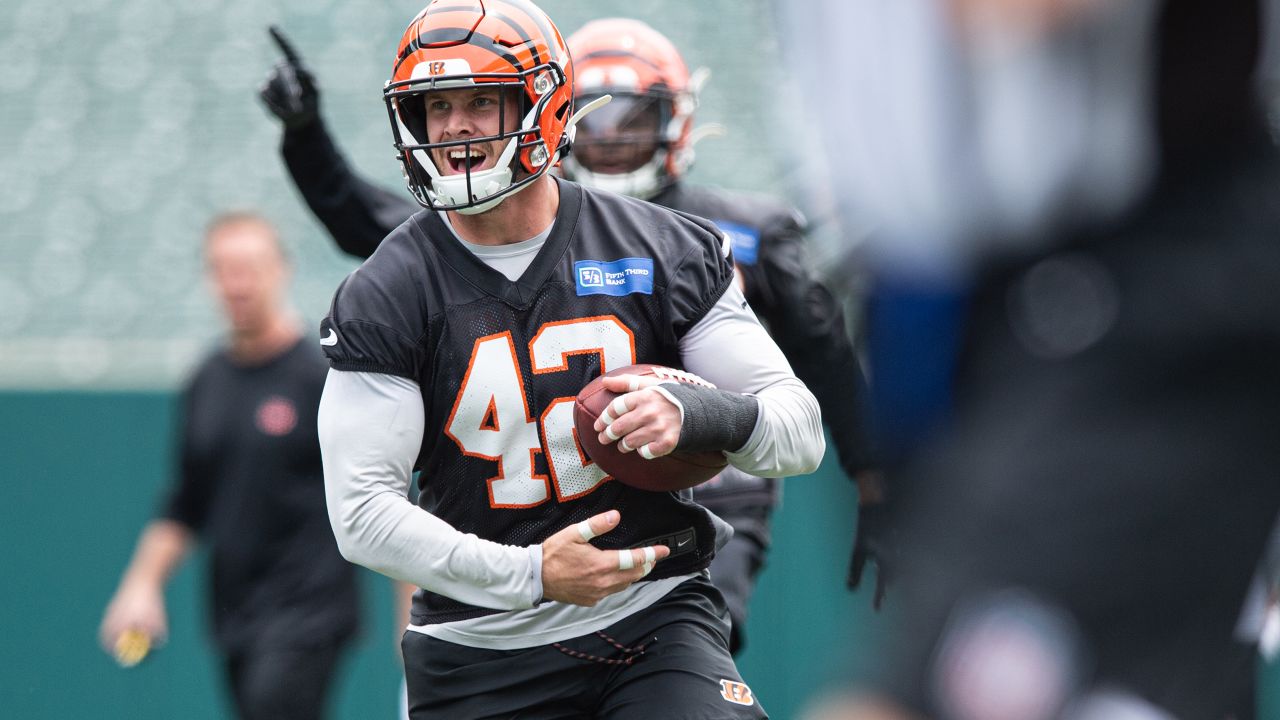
[259,26,417,258]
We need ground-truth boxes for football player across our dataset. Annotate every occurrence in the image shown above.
[310,1,824,718]
[260,17,883,654]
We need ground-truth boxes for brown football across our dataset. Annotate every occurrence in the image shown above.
[573,363,728,492]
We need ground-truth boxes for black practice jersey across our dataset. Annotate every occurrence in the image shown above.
[322,178,735,625]
[281,120,874,488]
[165,338,359,652]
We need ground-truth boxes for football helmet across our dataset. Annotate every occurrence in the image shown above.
[384,0,574,214]
[561,19,705,199]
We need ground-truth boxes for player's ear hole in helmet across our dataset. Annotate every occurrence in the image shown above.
[384,0,578,215]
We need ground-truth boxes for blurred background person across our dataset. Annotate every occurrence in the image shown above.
[258,16,881,654]
[779,0,1280,717]
[98,213,360,720]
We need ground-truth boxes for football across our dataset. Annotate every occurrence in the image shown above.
[573,363,728,492]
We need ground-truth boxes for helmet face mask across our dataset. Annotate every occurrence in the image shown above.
[387,73,555,214]
[568,92,675,199]
[385,0,574,214]
[573,93,668,170]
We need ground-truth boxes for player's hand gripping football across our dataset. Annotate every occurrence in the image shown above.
[592,374,683,459]
[259,26,320,130]
[541,510,670,607]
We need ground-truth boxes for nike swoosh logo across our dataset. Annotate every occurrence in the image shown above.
[677,538,692,548]
[320,329,338,346]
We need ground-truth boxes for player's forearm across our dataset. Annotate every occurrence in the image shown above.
[331,487,541,610]
[318,370,543,611]
[679,284,826,477]
[727,377,825,477]
[121,520,193,590]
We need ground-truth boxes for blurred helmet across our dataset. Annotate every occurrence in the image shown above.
[384,0,574,214]
[562,19,700,199]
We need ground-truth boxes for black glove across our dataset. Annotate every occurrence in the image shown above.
[259,25,319,130]
[848,498,893,610]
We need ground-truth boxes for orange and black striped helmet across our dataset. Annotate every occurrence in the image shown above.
[561,19,702,199]
[384,0,574,213]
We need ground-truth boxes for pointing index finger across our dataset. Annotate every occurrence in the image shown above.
[268,25,303,63]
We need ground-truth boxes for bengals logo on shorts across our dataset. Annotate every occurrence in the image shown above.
[719,679,755,706]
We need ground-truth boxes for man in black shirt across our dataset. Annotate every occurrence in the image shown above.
[99,213,359,720]
[308,1,825,718]
[260,17,882,652]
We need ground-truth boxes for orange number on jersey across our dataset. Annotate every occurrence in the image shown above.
[447,317,636,508]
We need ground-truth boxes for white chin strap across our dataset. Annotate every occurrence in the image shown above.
[410,127,522,215]
[435,147,518,215]
[399,94,614,214]
[564,151,667,200]
[395,98,528,214]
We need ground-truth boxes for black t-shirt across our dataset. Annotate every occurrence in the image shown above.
[165,338,359,652]
[321,178,735,625]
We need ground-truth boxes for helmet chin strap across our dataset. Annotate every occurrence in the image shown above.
[428,135,522,214]
[404,95,613,214]
[413,135,520,208]
[400,102,527,213]
[567,151,668,200]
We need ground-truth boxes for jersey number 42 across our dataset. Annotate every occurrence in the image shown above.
[445,316,636,508]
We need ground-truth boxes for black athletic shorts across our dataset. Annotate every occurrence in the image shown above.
[402,575,768,720]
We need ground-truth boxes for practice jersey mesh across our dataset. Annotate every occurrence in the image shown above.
[322,179,735,625]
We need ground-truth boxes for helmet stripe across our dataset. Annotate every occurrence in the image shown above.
[394,31,527,77]
[488,9,544,68]
[575,49,663,72]
[495,0,559,60]
[394,1,563,77]
[395,3,483,65]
